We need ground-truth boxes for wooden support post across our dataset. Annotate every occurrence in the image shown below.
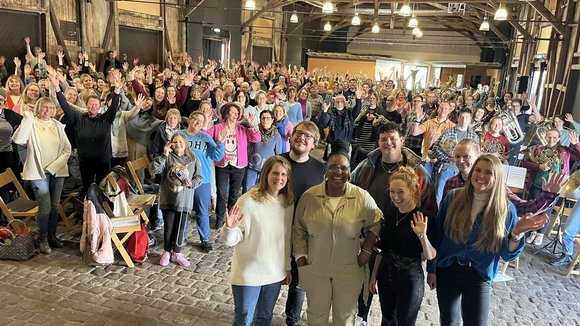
[48,2,72,66]
[97,4,116,73]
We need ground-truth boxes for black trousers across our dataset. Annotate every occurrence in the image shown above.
[215,165,245,224]
[285,256,305,325]
[161,209,188,253]
[436,262,491,326]
[377,252,424,326]
[79,158,110,197]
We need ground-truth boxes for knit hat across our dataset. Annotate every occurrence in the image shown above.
[0,87,6,99]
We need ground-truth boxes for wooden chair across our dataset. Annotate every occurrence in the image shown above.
[105,173,152,226]
[59,191,81,227]
[125,155,157,225]
[0,168,37,225]
[565,238,580,276]
[102,201,142,268]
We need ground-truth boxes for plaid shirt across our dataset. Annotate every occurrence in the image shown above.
[403,110,427,151]
[443,173,558,215]
[432,127,481,171]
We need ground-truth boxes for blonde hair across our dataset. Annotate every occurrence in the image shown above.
[389,166,419,206]
[165,108,181,123]
[22,83,41,105]
[250,156,294,207]
[34,96,56,117]
[273,104,287,119]
[444,154,508,253]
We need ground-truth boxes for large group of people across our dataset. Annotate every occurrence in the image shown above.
[1,35,580,326]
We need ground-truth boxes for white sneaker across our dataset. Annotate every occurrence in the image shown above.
[526,231,537,244]
[355,316,367,326]
[533,233,544,246]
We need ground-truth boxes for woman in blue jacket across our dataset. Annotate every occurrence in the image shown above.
[435,154,548,326]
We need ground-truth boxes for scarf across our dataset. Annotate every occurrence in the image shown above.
[259,124,278,142]
[298,98,307,117]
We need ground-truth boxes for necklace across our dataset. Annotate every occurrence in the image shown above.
[381,160,402,174]
[395,210,413,226]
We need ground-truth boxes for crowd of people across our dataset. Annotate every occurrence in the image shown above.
[1,36,580,326]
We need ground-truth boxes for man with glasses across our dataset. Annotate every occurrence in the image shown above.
[281,121,325,326]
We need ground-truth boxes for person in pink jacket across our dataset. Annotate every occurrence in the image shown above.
[205,102,261,228]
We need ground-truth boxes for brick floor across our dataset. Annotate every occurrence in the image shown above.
[1,223,579,326]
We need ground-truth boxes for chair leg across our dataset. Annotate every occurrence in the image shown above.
[566,240,580,276]
[500,261,509,274]
[111,232,135,268]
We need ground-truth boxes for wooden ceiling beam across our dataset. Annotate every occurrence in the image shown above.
[526,0,565,34]
[319,18,350,43]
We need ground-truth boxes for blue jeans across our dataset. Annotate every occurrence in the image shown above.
[193,183,211,243]
[30,174,65,238]
[232,282,282,326]
[563,199,580,256]
[435,167,458,206]
[244,169,259,193]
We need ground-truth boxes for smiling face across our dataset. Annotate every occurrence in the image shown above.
[187,113,205,134]
[471,159,495,193]
[389,179,415,211]
[546,130,560,147]
[266,162,289,196]
[87,98,100,117]
[290,124,316,155]
[490,117,503,133]
[171,135,187,156]
[273,105,285,121]
[378,130,404,159]
[553,117,564,129]
[325,154,350,191]
[154,88,165,102]
[457,112,472,129]
[37,101,56,121]
[166,86,176,98]
[260,111,274,129]
[453,143,479,176]
[65,89,78,103]
[166,114,180,129]
[26,85,41,101]
[226,106,239,123]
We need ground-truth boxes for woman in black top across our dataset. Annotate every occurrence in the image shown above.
[369,166,437,326]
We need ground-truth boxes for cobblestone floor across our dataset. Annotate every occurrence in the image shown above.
[1,223,579,326]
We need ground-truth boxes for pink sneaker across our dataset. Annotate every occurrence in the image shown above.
[159,251,171,266]
[172,252,190,267]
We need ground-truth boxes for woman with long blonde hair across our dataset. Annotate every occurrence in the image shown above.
[435,154,547,326]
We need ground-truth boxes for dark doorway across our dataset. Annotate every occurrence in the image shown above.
[119,26,161,67]
[0,9,45,84]
[203,38,223,63]
[252,46,272,66]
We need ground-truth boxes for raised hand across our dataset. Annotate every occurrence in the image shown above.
[513,213,549,235]
[225,205,244,228]
[410,211,428,236]
[246,113,257,128]
[570,131,579,145]
[322,101,330,113]
[541,172,568,193]
[133,57,140,66]
[528,94,536,107]
[355,85,363,99]
[565,113,575,123]
[135,93,145,109]
[24,36,30,44]
[122,62,129,70]
[13,57,21,67]
[217,128,227,144]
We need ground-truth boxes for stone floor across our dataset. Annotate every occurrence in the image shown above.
[1,221,579,326]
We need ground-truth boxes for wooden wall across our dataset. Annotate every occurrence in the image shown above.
[307,57,376,79]
[0,0,186,67]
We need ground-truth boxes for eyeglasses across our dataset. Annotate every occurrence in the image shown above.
[327,164,350,173]
[294,130,315,140]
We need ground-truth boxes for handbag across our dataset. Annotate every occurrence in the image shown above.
[0,220,36,261]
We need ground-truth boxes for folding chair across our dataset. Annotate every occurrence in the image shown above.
[59,191,81,227]
[125,155,157,225]
[0,168,38,225]
[105,173,152,226]
[566,238,580,276]
[102,199,141,268]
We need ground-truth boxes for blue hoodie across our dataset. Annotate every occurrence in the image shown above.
[178,130,225,184]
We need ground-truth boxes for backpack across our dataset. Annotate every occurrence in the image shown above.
[127,224,149,264]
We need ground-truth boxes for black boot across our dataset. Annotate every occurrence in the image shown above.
[550,253,572,266]
[38,237,52,255]
[48,232,64,248]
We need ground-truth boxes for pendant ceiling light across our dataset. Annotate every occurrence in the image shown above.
[324,21,332,31]
[372,22,380,33]
[494,4,508,21]
[400,3,411,16]
[408,15,418,28]
[290,11,298,23]
[412,27,421,36]
[245,0,256,10]
[352,12,361,26]
[322,1,334,14]
[479,17,490,31]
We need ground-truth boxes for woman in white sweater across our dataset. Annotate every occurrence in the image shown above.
[12,96,71,254]
[219,155,294,326]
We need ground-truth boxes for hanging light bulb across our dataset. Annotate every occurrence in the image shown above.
[494,4,508,21]
[479,17,490,31]
[400,3,411,16]
[412,27,421,36]
[408,15,418,28]
[290,11,298,23]
[416,30,423,38]
[322,1,334,14]
[324,21,332,31]
[372,22,380,33]
[352,12,361,26]
[244,0,256,10]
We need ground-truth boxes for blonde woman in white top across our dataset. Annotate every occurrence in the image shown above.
[12,96,71,254]
[219,155,294,326]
